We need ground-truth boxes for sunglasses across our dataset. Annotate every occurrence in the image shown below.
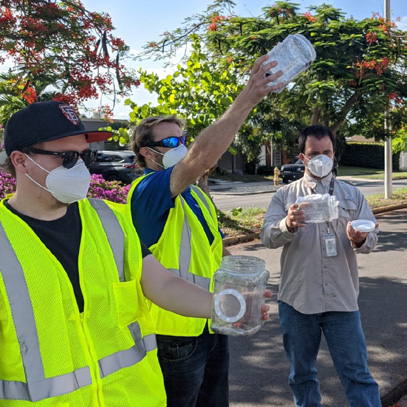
[28,147,97,169]
[146,136,186,149]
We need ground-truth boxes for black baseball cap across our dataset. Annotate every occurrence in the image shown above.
[4,101,113,156]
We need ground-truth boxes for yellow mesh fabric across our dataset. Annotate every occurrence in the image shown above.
[0,272,25,381]
[127,179,223,336]
[0,199,166,406]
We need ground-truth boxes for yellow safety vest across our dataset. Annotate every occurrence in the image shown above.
[127,175,223,336]
[0,198,166,407]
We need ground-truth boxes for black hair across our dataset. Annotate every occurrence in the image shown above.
[298,125,335,154]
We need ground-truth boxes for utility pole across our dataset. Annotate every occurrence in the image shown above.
[384,0,392,198]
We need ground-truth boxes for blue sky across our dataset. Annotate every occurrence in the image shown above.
[80,0,407,118]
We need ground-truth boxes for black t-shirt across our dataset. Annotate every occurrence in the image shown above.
[5,201,151,312]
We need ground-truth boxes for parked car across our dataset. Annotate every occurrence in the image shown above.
[89,150,141,184]
[281,156,338,184]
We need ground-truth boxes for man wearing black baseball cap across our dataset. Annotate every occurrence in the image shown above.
[0,101,237,406]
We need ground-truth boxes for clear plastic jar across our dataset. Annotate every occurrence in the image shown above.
[211,255,270,337]
[296,193,339,223]
[263,33,316,92]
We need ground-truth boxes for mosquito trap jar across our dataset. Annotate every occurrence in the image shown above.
[211,255,270,337]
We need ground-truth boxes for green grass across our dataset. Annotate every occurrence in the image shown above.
[337,166,407,179]
[365,186,407,208]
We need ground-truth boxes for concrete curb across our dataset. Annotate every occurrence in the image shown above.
[372,203,407,214]
[223,204,407,247]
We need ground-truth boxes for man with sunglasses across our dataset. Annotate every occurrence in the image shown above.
[0,101,272,406]
[128,55,284,407]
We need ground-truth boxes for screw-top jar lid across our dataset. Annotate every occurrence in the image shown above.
[220,255,266,276]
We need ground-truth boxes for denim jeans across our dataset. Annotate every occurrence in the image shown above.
[278,301,381,407]
[156,331,229,407]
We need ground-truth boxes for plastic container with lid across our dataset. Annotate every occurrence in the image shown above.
[262,33,317,92]
[210,255,270,337]
[296,193,339,223]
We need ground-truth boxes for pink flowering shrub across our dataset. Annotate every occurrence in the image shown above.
[0,172,130,203]
[0,170,16,199]
[87,174,131,203]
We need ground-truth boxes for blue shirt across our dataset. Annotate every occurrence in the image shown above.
[130,167,221,247]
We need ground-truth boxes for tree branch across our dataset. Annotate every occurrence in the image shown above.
[330,92,358,135]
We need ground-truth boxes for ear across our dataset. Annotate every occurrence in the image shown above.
[299,153,306,162]
[10,151,29,174]
[139,146,154,160]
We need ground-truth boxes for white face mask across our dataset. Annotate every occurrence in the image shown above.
[149,144,188,169]
[304,154,333,178]
[25,154,91,204]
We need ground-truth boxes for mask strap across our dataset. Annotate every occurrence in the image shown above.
[25,173,52,193]
[24,153,54,192]
[146,147,165,169]
[24,153,51,174]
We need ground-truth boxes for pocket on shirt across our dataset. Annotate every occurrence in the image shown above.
[337,197,357,222]
[113,279,140,328]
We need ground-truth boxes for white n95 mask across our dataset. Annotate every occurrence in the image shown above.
[25,155,91,204]
[305,154,333,178]
[149,144,188,169]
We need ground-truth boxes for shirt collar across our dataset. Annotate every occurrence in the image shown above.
[303,172,333,191]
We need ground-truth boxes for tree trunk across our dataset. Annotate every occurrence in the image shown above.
[330,93,358,135]
[310,106,320,125]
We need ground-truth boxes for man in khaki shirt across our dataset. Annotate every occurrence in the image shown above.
[261,125,381,407]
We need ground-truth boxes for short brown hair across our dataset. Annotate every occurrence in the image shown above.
[131,116,185,168]
[298,125,335,154]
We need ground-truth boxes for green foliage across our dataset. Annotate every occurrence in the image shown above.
[392,128,407,154]
[112,36,243,147]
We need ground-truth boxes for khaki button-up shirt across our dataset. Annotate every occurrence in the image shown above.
[260,174,378,314]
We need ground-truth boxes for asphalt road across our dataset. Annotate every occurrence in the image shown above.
[211,178,407,212]
[224,208,407,407]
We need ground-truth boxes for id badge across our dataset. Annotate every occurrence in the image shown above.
[322,233,338,257]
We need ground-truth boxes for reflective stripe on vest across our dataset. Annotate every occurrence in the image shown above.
[0,199,156,402]
[171,185,214,292]
[88,198,125,282]
[98,321,157,378]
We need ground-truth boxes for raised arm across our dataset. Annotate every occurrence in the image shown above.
[169,56,284,197]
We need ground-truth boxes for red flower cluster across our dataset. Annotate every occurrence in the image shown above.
[208,15,226,32]
[366,32,378,44]
[303,12,317,22]
[355,57,390,78]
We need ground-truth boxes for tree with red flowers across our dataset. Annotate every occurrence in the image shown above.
[137,1,407,150]
[0,0,139,125]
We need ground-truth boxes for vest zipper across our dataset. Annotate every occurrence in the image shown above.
[78,311,106,407]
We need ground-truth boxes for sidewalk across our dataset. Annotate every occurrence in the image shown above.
[225,208,407,407]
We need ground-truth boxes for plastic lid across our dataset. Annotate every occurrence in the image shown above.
[214,289,246,323]
[351,219,376,233]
